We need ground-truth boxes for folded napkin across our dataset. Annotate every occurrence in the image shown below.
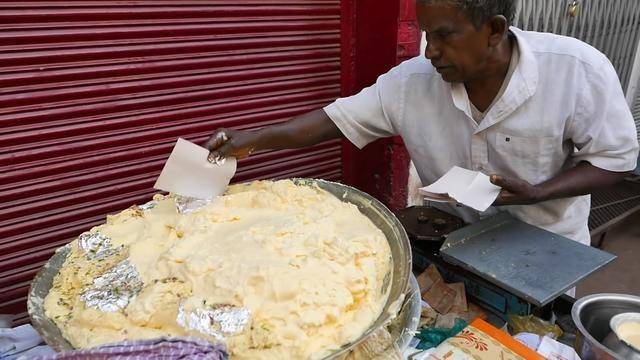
[0,323,55,359]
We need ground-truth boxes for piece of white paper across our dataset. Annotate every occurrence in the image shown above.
[536,335,581,360]
[154,138,237,199]
[423,166,478,195]
[514,332,542,351]
[419,166,501,212]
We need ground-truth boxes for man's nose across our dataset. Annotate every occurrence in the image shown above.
[425,41,441,60]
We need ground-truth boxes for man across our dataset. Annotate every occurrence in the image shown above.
[205,0,639,246]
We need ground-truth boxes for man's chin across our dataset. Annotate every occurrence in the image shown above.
[435,67,462,83]
[439,73,462,83]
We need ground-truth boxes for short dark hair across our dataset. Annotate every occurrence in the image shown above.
[418,0,516,29]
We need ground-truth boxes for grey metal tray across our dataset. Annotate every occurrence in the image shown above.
[440,212,616,306]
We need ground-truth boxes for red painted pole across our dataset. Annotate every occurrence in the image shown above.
[340,0,420,210]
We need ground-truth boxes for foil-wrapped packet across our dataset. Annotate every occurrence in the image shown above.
[173,195,214,214]
[80,260,143,312]
[78,232,122,260]
[177,302,250,340]
[137,200,157,211]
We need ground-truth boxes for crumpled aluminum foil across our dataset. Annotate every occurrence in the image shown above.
[173,195,214,214]
[78,232,122,260]
[137,200,157,211]
[80,260,143,312]
[177,302,250,340]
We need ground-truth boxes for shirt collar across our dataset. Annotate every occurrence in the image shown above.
[449,26,539,133]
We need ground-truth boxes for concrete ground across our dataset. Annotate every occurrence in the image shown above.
[577,210,640,298]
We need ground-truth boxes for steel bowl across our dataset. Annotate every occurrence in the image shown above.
[29,178,414,358]
[572,293,640,360]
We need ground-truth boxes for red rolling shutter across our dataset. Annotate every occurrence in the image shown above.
[0,1,342,323]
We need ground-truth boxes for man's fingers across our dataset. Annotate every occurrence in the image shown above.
[205,128,260,162]
[490,176,510,206]
[204,130,229,151]
[490,174,508,188]
[205,130,233,163]
[207,141,235,163]
[493,189,516,206]
[491,174,525,193]
[490,174,540,206]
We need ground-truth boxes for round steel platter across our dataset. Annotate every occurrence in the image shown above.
[28,178,415,358]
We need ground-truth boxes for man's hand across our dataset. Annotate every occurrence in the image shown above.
[489,162,628,207]
[204,128,260,162]
[490,175,545,206]
[203,109,342,163]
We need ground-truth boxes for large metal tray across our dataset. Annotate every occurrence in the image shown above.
[28,178,414,358]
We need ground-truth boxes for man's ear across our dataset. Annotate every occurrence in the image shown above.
[487,15,508,47]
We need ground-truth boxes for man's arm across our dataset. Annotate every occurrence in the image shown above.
[491,161,629,206]
[204,109,343,160]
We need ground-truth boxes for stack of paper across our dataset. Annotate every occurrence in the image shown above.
[153,138,237,199]
[419,166,501,212]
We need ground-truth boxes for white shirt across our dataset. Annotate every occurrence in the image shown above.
[470,37,520,123]
[324,27,639,245]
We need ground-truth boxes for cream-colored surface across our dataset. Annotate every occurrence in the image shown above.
[44,180,392,359]
[618,321,640,350]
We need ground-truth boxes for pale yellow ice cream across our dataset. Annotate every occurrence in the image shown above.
[618,321,640,350]
[44,180,392,359]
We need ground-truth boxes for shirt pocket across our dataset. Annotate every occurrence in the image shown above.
[493,131,555,184]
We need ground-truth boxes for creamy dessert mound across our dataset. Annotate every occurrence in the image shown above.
[44,180,392,359]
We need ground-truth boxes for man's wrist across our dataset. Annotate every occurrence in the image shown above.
[533,184,552,203]
[250,127,270,151]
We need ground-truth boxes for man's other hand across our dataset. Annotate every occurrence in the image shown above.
[490,174,545,206]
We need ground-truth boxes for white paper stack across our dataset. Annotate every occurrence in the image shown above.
[419,166,501,212]
[153,138,237,199]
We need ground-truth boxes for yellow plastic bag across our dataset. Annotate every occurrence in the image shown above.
[508,314,563,339]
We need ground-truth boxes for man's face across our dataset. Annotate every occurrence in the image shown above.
[417,2,492,83]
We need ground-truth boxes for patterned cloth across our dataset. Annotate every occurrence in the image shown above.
[31,337,228,360]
